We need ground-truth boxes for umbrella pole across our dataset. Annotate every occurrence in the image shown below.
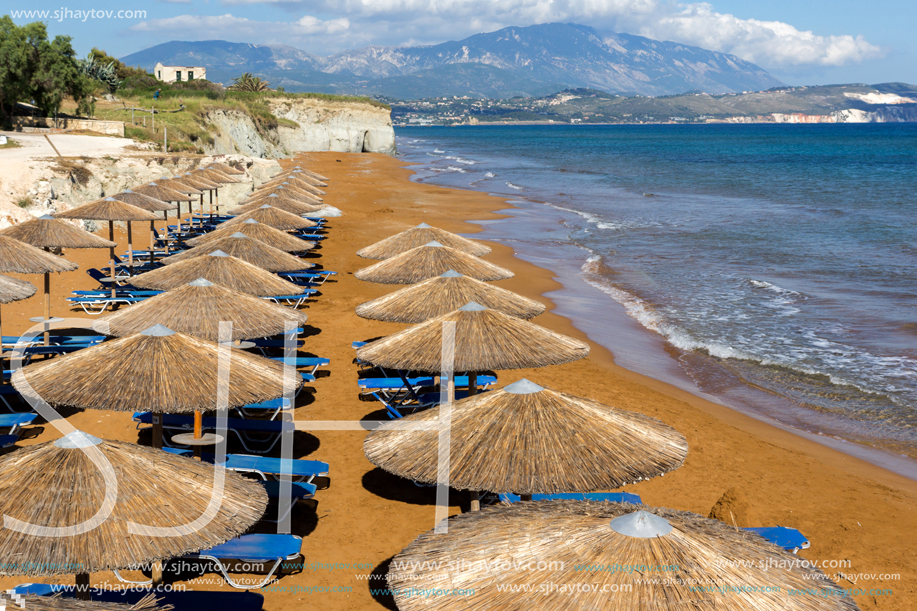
[75,572,90,600]
[0,306,4,383]
[108,220,117,299]
[149,220,156,265]
[469,491,481,512]
[43,272,50,346]
[152,411,163,449]
[193,409,203,458]
[163,211,170,255]
[209,189,214,220]
[521,494,533,501]
[199,193,204,228]
[127,222,134,276]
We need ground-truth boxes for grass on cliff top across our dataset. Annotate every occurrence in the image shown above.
[0,138,21,149]
[86,78,389,152]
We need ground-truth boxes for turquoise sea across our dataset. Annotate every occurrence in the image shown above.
[396,124,917,469]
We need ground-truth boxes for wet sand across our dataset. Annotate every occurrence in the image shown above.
[0,151,914,610]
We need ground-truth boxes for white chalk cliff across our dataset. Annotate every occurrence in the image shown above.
[201,97,396,158]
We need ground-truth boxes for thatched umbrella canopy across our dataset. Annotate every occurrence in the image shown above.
[95,278,308,342]
[186,219,315,252]
[155,178,204,225]
[0,593,172,609]
[355,242,511,284]
[0,236,76,350]
[176,173,220,190]
[131,183,194,203]
[130,251,305,297]
[285,166,329,183]
[235,195,322,216]
[356,303,588,372]
[14,324,299,412]
[0,274,36,372]
[1,216,113,343]
[389,501,858,611]
[109,190,175,212]
[217,205,317,231]
[205,162,246,176]
[0,215,117,250]
[240,187,322,207]
[192,168,242,184]
[0,430,267,577]
[109,191,177,265]
[357,270,545,323]
[162,232,313,272]
[365,378,687,493]
[56,198,158,280]
[155,178,202,196]
[0,274,36,303]
[257,178,325,198]
[0,235,77,274]
[357,223,491,260]
[250,183,323,203]
[261,173,325,191]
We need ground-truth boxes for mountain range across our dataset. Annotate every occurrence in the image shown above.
[121,23,784,99]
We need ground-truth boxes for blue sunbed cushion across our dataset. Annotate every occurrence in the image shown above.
[133,412,294,433]
[192,534,302,563]
[745,526,810,551]
[260,480,316,500]
[0,413,37,428]
[11,584,265,611]
[204,453,330,478]
[499,492,643,504]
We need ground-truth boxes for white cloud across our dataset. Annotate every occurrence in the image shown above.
[131,13,350,40]
[130,0,884,68]
[644,3,884,67]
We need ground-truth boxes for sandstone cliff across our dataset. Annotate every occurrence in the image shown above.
[201,98,396,158]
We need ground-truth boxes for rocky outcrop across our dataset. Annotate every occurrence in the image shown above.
[0,154,280,231]
[199,97,396,158]
[269,98,396,155]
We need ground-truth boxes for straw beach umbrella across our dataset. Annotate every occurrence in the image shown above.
[95,278,308,342]
[162,232,313,272]
[365,378,687,494]
[257,178,325,198]
[15,325,297,412]
[205,162,246,176]
[0,430,267,592]
[285,166,329,183]
[55,198,158,284]
[217,204,317,231]
[187,219,315,252]
[357,270,545,323]
[0,274,36,374]
[357,223,491,259]
[247,184,323,204]
[109,190,176,264]
[131,251,305,297]
[131,183,195,252]
[192,169,243,214]
[0,236,77,346]
[155,178,203,227]
[234,195,322,216]
[389,501,859,611]
[357,303,588,372]
[0,216,113,343]
[355,242,512,284]
[173,173,222,220]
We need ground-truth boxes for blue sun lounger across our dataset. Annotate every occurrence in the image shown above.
[266,292,315,308]
[183,534,303,589]
[499,492,644,504]
[745,526,811,553]
[260,480,316,523]
[161,446,329,483]
[133,412,294,453]
[233,397,301,420]
[269,356,328,376]
[0,434,18,447]
[0,412,37,435]
[68,295,145,314]
[11,584,266,611]
[0,386,23,412]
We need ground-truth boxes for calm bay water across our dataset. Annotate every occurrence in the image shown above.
[396,124,917,463]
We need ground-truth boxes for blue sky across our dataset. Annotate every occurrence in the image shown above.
[6,0,914,86]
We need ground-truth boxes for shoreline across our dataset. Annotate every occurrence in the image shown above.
[0,150,913,609]
[398,130,917,475]
[456,197,917,480]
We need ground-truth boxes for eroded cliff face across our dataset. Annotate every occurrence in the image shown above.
[270,98,397,155]
[201,98,396,158]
